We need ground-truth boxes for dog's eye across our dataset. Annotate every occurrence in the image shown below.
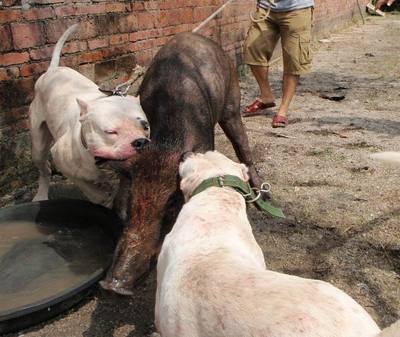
[104,130,117,135]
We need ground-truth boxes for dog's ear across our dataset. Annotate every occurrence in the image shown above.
[180,176,197,202]
[76,98,89,120]
[240,163,250,182]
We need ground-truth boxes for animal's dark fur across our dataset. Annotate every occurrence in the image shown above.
[101,33,263,294]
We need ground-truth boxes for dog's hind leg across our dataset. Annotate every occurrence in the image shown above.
[31,117,53,201]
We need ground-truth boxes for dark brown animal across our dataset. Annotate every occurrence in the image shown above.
[100,32,264,295]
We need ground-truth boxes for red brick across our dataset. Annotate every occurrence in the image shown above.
[129,39,155,52]
[118,13,138,33]
[75,4,106,16]
[0,52,30,66]
[154,36,169,47]
[144,1,160,10]
[134,49,153,66]
[30,46,53,61]
[101,45,130,59]
[79,50,104,64]
[63,41,87,54]
[88,38,109,50]
[160,0,179,10]
[131,2,145,11]
[162,24,191,36]
[105,2,129,13]
[2,0,18,6]
[110,33,129,45]
[11,22,45,50]
[31,0,65,4]
[0,9,22,24]
[79,19,97,39]
[129,28,162,42]
[23,7,55,20]
[137,11,156,30]
[159,8,192,27]
[0,67,19,81]
[45,19,79,44]
[54,5,78,17]
[20,61,50,77]
[60,54,80,68]
[193,6,215,22]
[0,25,13,52]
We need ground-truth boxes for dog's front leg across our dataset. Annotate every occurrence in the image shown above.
[70,178,114,208]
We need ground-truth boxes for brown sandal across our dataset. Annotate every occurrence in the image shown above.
[243,98,276,117]
[271,115,288,128]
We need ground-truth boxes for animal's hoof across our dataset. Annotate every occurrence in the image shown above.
[99,278,134,296]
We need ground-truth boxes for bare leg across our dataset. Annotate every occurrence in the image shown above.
[250,65,275,104]
[277,73,299,117]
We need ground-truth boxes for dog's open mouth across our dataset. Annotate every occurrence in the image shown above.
[94,156,126,166]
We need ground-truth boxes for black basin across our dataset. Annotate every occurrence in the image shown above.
[0,199,121,334]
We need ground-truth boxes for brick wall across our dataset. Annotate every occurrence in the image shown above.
[0,0,369,198]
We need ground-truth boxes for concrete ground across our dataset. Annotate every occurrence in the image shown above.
[3,13,400,337]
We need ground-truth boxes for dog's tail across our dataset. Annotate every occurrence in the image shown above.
[376,319,400,337]
[370,152,400,165]
[49,23,78,69]
[192,0,235,33]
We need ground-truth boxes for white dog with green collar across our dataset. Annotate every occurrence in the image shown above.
[152,150,399,337]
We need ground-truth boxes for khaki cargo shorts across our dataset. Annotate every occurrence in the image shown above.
[244,6,313,75]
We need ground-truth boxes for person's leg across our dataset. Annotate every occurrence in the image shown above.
[243,7,279,114]
[273,7,313,126]
[250,65,275,104]
[277,73,299,118]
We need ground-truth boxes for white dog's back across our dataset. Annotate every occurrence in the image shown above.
[157,189,381,337]
[154,151,396,337]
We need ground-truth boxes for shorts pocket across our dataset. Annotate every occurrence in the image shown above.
[299,35,311,65]
[252,7,269,31]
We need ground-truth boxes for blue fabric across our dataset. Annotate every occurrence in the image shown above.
[258,0,314,12]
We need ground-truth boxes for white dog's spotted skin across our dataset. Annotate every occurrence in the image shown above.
[29,24,149,208]
[153,151,399,337]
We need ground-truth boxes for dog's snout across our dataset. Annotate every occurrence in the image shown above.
[132,138,149,150]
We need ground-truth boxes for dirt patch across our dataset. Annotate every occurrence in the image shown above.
[2,14,400,337]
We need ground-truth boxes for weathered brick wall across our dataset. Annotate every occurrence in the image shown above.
[0,0,369,197]
[314,0,369,35]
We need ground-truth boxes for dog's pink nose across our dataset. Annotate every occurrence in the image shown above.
[131,138,149,150]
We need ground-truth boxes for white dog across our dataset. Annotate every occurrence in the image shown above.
[29,24,150,209]
[153,151,399,337]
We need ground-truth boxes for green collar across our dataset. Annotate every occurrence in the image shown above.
[191,175,285,218]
